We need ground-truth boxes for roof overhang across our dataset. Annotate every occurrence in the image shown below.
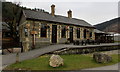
[26,18,95,29]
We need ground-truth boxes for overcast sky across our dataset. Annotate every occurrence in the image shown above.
[5,0,119,25]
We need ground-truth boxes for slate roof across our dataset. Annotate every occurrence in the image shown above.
[23,10,94,28]
[94,29,105,33]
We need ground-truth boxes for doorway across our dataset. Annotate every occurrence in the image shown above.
[69,27,73,42]
[52,25,57,43]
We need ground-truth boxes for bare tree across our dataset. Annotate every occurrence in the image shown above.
[2,1,22,41]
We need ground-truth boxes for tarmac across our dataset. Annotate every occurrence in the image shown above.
[83,62,119,70]
[0,43,119,71]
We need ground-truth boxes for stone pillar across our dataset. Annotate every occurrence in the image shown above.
[50,24,52,43]
[39,23,41,38]
[92,31,95,40]
[73,26,76,40]
[80,28,84,40]
[57,25,59,43]
[59,25,62,39]
[86,29,89,39]
[66,26,68,38]
[67,26,70,38]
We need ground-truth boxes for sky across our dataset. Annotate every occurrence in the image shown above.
[4,0,119,25]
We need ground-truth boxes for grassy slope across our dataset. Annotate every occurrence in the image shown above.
[5,54,119,70]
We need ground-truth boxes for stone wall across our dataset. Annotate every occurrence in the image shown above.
[19,20,95,51]
[50,46,119,55]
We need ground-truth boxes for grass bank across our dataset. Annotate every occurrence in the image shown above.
[4,54,119,70]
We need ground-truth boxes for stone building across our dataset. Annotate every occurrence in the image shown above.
[19,5,95,52]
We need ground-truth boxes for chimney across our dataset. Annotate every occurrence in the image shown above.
[51,4,55,16]
[67,10,72,18]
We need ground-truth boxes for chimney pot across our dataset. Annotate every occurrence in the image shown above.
[51,4,55,16]
[68,10,72,18]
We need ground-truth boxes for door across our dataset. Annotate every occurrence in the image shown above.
[69,27,73,42]
[52,25,57,43]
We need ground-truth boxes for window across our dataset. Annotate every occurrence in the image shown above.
[77,28,80,38]
[84,29,86,39]
[61,26,66,38]
[70,27,73,32]
[41,24,47,37]
[90,32,92,38]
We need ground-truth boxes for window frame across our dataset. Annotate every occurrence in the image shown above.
[76,28,80,38]
[40,23,47,38]
[61,26,66,38]
[89,31,92,38]
[84,29,87,39]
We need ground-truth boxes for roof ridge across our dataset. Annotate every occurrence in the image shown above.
[22,9,94,28]
[23,10,84,21]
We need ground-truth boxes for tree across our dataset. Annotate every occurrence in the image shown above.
[2,2,22,41]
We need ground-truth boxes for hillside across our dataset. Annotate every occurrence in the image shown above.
[94,17,120,33]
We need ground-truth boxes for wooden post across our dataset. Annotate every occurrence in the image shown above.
[16,53,19,63]
[31,31,37,49]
